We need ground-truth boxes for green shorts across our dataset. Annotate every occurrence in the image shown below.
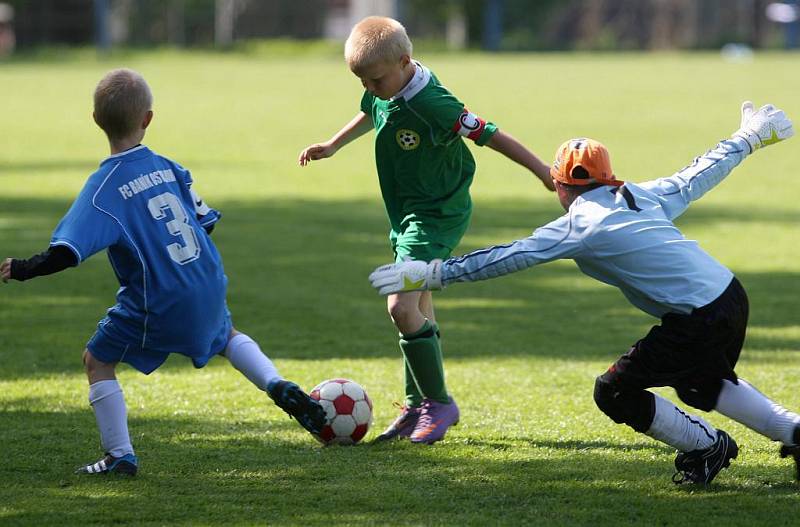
[393,240,453,263]
[390,218,468,263]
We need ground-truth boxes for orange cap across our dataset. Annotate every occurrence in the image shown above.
[550,138,622,187]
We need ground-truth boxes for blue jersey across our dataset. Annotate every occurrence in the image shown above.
[51,145,229,362]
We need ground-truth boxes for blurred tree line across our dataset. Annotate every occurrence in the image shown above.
[3,0,793,50]
[408,0,786,50]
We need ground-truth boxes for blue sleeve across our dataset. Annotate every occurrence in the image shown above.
[190,188,222,231]
[441,214,585,286]
[637,138,749,221]
[50,182,121,263]
[170,159,222,231]
[170,159,193,187]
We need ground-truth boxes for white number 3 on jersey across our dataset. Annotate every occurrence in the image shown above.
[147,192,201,265]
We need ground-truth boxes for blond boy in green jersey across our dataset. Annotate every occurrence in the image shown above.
[299,16,553,444]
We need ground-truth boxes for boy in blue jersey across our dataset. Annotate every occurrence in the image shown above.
[0,69,325,476]
[369,102,800,485]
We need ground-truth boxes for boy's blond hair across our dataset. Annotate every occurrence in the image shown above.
[344,16,412,73]
[94,68,152,141]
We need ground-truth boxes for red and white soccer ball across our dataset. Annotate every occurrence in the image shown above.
[310,378,373,445]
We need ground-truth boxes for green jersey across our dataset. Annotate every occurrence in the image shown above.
[360,62,498,259]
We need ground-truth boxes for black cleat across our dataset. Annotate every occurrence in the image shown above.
[779,424,800,481]
[75,453,138,476]
[673,429,738,485]
[268,380,326,436]
[779,444,800,481]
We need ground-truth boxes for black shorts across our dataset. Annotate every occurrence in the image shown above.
[601,277,748,410]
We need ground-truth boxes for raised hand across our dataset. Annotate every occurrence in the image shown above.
[298,142,338,166]
[733,101,794,154]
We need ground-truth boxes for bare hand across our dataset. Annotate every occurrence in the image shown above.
[298,142,337,166]
[539,173,556,192]
[1,258,12,283]
[533,168,555,192]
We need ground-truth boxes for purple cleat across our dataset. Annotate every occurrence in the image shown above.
[375,404,422,441]
[410,397,459,444]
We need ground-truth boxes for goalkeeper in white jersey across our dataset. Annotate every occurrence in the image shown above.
[368,101,799,485]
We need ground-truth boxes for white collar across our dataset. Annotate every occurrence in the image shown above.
[570,184,623,211]
[101,144,148,163]
[391,61,430,102]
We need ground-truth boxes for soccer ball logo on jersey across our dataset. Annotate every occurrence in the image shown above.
[396,129,421,150]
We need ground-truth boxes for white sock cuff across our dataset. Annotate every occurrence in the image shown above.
[89,379,122,405]
[225,333,255,356]
[719,378,800,443]
[224,332,281,392]
[647,394,717,451]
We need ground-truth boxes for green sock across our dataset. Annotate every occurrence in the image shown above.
[399,320,449,404]
[403,357,424,408]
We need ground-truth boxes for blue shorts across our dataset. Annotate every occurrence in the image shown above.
[87,313,233,374]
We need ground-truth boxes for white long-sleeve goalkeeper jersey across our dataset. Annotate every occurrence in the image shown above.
[441,137,751,318]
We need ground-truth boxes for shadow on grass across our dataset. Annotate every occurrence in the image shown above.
[0,160,99,175]
[1,407,799,526]
[457,437,675,455]
[1,196,798,380]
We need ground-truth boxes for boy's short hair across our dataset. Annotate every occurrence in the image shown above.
[94,68,152,140]
[345,16,412,73]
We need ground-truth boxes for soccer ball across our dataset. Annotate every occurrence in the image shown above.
[310,378,373,445]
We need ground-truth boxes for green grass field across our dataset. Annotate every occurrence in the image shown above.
[1,47,799,526]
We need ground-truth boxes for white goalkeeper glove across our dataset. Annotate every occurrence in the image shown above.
[733,100,794,154]
[368,259,443,296]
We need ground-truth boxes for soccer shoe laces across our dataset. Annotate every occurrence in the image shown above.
[415,400,435,428]
[672,452,705,485]
[672,430,737,485]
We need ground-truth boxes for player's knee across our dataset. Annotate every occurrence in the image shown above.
[593,377,654,432]
[594,377,624,422]
[676,379,722,412]
[387,298,413,326]
[83,349,116,381]
[83,349,98,373]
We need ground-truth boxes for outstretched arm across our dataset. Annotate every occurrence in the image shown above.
[298,112,372,166]
[638,139,749,220]
[369,215,583,295]
[486,130,555,191]
[1,246,78,283]
[639,101,794,220]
